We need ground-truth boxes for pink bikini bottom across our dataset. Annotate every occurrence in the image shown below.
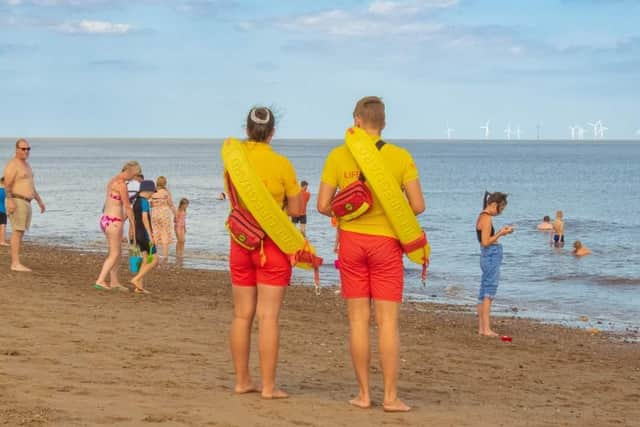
[100,214,122,233]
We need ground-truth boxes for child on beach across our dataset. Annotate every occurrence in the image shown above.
[130,180,159,294]
[0,177,9,246]
[174,198,189,258]
[317,96,425,412]
[476,191,514,337]
[552,210,565,247]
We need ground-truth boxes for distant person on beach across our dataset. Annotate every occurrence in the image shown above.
[226,106,302,400]
[94,161,140,290]
[552,210,565,247]
[572,240,591,257]
[150,176,176,262]
[537,215,553,231]
[3,139,46,272]
[174,198,189,258]
[476,191,514,337]
[216,192,227,201]
[0,177,9,246]
[130,180,159,293]
[291,180,311,235]
[317,96,425,412]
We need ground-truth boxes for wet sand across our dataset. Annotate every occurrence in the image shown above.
[1,243,639,426]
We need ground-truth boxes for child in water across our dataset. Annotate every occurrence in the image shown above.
[174,198,189,258]
[552,210,565,247]
[130,180,159,294]
[573,240,591,257]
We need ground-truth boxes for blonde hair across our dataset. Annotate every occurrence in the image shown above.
[121,160,141,174]
[156,176,167,190]
[178,198,189,210]
[573,240,582,250]
[556,210,563,219]
[353,96,385,130]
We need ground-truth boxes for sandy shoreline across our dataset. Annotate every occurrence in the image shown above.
[1,243,639,426]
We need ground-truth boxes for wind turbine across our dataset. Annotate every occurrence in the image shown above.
[587,121,599,139]
[598,121,608,138]
[504,123,512,140]
[577,126,585,140]
[569,126,577,140]
[445,124,455,140]
[480,120,490,139]
[515,125,522,140]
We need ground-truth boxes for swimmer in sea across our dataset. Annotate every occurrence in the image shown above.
[572,240,591,257]
[537,215,553,231]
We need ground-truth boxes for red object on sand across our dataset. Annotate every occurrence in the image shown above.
[501,335,513,342]
[334,259,340,270]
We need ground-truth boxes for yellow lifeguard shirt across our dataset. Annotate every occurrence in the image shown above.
[227,141,300,208]
[320,139,419,238]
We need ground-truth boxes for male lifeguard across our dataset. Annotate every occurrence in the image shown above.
[3,139,46,272]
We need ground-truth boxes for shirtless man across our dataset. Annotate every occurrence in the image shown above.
[3,139,46,272]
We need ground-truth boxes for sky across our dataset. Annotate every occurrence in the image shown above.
[1,0,639,139]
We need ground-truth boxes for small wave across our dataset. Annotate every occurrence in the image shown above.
[547,273,640,286]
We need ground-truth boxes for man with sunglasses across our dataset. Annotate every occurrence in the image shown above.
[3,139,46,272]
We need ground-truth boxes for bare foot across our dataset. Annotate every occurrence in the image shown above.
[383,398,411,412]
[479,330,499,337]
[234,383,259,394]
[262,389,289,399]
[11,264,32,272]
[348,396,371,409]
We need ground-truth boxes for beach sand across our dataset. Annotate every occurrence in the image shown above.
[1,244,638,426]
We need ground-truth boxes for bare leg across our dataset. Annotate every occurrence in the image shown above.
[347,298,372,408]
[375,300,410,412]
[0,224,8,246]
[477,303,484,335]
[479,297,498,337]
[230,285,258,394]
[256,284,288,399]
[130,252,159,291]
[175,233,185,258]
[300,223,306,237]
[95,223,123,286]
[10,230,30,271]
[160,242,169,262]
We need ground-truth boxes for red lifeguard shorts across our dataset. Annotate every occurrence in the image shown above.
[230,237,292,287]
[338,230,404,302]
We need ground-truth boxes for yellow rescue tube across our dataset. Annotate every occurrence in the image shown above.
[221,137,319,271]
[344,127,431,265]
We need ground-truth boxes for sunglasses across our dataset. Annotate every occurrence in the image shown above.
[18,147,31,152]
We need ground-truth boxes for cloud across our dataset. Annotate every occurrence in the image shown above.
[175,0,237,15]
[368,0,458,16]
[3,0,118,6]
[54,19,133,34]
[274,8,443,38]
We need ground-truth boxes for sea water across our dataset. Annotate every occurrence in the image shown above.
[3,137,638,332]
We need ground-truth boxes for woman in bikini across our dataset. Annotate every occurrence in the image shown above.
[94,161,141,291]
[150,176,176,262]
